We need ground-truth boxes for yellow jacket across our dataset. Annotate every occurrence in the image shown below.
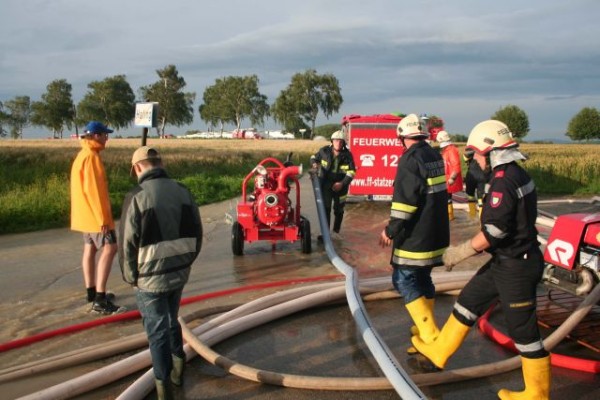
[70,139,115,232]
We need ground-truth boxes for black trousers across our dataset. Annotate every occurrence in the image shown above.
[454,250,548,358]
[320,179,348,232]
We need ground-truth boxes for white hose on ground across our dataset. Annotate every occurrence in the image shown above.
[310,172,426,399]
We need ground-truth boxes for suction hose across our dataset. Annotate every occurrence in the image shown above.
[13,192,598,399]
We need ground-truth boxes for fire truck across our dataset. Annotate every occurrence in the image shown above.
[343,113,444,199]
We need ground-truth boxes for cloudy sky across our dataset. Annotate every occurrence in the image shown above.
[1,0,599,140]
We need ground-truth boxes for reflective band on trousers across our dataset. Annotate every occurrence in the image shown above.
[454,302,478,323]
[138,237,198,264]
[515,339,545,354]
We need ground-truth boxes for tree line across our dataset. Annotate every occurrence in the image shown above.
[1,63,599,141]
[0,65,341,139]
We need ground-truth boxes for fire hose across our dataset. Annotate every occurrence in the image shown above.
[10,183,599,399]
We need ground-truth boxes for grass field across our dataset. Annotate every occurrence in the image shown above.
[1,138,598,234]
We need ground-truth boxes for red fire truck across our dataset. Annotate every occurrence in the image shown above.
[343,113,444,199]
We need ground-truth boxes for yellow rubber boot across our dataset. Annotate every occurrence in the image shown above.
[447,202,455,221]
[406,297,439,354]
[498,356,551,400]
[468,201,477,218]
[411,314,470,369]
[409,298,436,336]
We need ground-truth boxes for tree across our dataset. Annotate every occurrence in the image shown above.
[30,79,75,139]
[0,101,8,138]
[139,65,195,137]
[77,75,136,131]
[272,69,343,139]
[490,105,529,139]
[199,75,269,132]
[3,96,31,139]
[566,107,600,141]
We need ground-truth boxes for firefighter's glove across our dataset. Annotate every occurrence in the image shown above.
[443,240,478,271]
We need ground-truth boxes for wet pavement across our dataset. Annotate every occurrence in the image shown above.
[0,176,598,399]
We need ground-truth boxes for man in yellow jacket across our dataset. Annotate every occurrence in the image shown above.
[70,121,124,315]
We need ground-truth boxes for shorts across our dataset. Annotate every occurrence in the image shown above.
[83,230,117,249]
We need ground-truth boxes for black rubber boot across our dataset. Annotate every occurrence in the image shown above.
[155,379,174,400]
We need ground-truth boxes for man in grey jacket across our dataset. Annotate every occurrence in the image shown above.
[119,146,202,400]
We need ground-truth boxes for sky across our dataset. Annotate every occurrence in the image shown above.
[1,0,599,141]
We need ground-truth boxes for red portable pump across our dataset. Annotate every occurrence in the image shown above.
[542,213,600,296]
[231,155,311,255]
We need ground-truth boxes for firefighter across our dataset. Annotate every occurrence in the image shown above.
[463,147,489,218]
[378,114,450,353]
[412,120,550,400]
[436,130,463,221]
[311,130,356,239]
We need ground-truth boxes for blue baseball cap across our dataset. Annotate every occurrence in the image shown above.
[84,121,113,134]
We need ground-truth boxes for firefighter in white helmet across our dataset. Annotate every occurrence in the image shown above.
[412,120,550,400]
[310,129,356,240]
[436,130,463,221]
[379,113,450,353]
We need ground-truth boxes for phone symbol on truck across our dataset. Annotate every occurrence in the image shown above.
[360,154,375,167]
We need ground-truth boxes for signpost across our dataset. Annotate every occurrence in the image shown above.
[134,102,159,145]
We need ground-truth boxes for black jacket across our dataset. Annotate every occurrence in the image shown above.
[311,144,356,188]
[480,162,538,258]
[385,141,450,267]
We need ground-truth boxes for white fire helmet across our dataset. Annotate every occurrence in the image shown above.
[466,120,518,155]
[436,130,450,143]
[396,114,429,139]
[330,130,346,141]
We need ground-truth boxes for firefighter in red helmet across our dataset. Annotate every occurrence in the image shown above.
[436,130,463,221]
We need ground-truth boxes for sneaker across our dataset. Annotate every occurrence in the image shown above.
[91,299,126,315]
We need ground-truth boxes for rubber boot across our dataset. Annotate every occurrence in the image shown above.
[411,314,470,369]
[155,379,174,400]
[405,297,439,355]
[468,201,477,218]
[409,297,436,335]
[498,356,551,400]
[447,202,455,221]
[170,354,185,386]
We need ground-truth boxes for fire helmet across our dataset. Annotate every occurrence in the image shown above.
[436,130,450,143]
[466,120,517,155]
[396,114,428,139]
[330,130,346,141]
